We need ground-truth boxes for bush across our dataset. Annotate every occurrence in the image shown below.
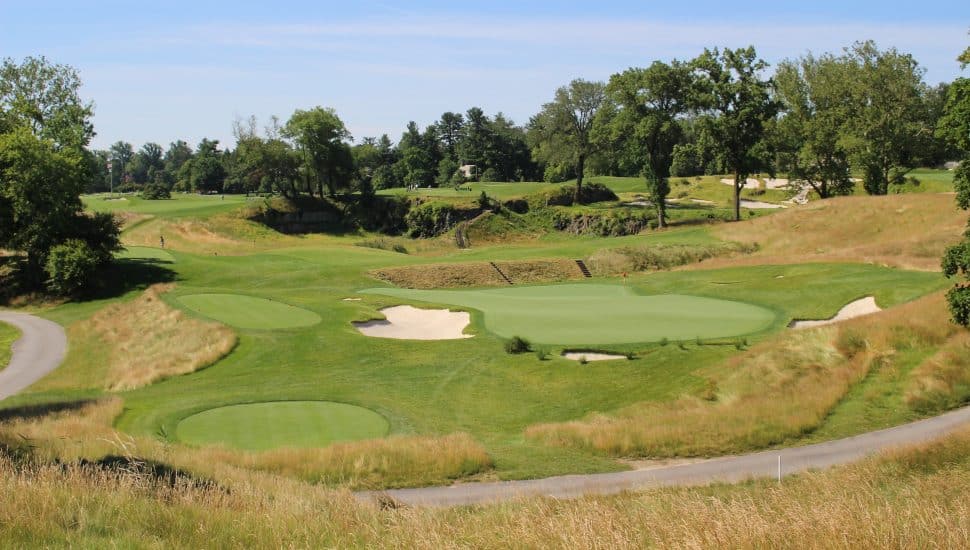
[44,239,100,295]
[404,201,462,238]
[536,348,550,361]
[141,183,171,200]
[504,336,531,354]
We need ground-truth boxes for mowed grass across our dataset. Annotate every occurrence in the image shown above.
[178,294,322,329]
[0,321,20,371]
[176,400,389,451]
[116,246,175,263]
[361,284,777,345]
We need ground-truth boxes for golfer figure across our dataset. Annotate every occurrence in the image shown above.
[159,235,165,249]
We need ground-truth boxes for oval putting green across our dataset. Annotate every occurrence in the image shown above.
[176,401,389,451]
[361,284,777,345]
[178,293,321,329]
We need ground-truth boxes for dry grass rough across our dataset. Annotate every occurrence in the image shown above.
[90,284,237,391]
[371,259,585,289]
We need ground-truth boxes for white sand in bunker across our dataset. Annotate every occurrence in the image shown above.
[740,199,786,209]
[354,305,472,340]
[790,296,882,329]
[563,352,627,362]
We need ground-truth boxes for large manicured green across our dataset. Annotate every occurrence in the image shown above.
[176,401,389,451]
[178,294,322,329]
[361,284,777,344]
[0,321,20,371]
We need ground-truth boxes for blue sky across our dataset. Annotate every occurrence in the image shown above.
[2,1,968,150]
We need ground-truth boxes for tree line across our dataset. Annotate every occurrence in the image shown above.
[93,41,960,225]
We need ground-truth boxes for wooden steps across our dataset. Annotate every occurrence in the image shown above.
[490,262,513,285]
[575,259,592,278]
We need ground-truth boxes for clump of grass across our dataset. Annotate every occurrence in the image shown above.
[905,332,970,414]
[535,348,550,361]
[578,356,588,365]
[41,284,238,392]
[505,336,531,354]
[356,238,408,254]
[659,337,669,347]
[586,242,757,276]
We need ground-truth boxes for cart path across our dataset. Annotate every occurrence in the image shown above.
[0,312,67,401]
[359,404,970,507]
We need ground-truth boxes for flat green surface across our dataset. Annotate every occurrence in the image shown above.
[0,321,20,372]
[116,246,175,263]
[361,284,777,345]
[178,294,322,329]
[176,401,389,451]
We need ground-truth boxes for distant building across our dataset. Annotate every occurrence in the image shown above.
[459,164,477,179]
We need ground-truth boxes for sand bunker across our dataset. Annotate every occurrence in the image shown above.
[354,305,472,340]
[563,352,627,362]
[720,177,761,189]
[740,199,786,209]
[789,297,881,329]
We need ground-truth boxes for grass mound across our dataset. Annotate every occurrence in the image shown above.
[176,401,389,451]
[178,294,321,329]
[371,258,585,289]
[361,284,776,345]
[0,321,20,371]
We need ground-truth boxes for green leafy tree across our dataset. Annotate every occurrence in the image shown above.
[284,106,353,196]
[529,79,607,203]
[774,53,855,198]
[840,42,930,195]
[187,139,226,193]
[605,60,693,227]
[692,46,780,221]
[939,45,970,326]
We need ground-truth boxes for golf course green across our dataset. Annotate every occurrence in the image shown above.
[117,246,176,263]
[178,294,322,329]
[176,401,389,451]
[361,284,777,344]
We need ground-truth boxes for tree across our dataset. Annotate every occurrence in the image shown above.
[186,139,226,193]
[529,79,607,203]
[0,56,94,149]
[436,111,464,162]
[692,47,780,221]
[774,53,855,198]
[605,60,693,227]
[840,42,930,195]
[939,44,970,326]
[396,121,436,188]
[109,141,133,188]
[130,142,164,185]
[0,57,120,293]
[284,107,353,196]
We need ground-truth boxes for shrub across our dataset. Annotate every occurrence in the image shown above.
[505,336,531,354]
[659,337,669,347]
[141,183,171,200]
[536,348,550,361]
[404,201,461,238]
[44,239,100,295]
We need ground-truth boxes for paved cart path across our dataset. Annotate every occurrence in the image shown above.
[0,312,67,401]
[360,404,970,507]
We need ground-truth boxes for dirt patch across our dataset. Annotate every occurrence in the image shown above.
[353,305,472,340]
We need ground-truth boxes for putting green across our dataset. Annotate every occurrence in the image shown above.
[178,294,321,329]
[117,246,175,263]
[176,401,389,451]
[361,284,776,345]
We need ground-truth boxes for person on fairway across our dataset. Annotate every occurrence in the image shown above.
[159,235,165,249]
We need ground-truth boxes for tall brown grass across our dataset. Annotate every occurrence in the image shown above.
[89,284,236,391]
[587,242,756,276]
[0,397,492,490]
[372,259,585,289]
[1,422,968,547]
[526,292,963,457]
[709,193,966,271]
[905,331,970,414]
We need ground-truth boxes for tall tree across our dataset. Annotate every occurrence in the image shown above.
[605,60,693,227]
[284,107,353,196]
[529,79,606,202]
[774,53,855,198]
[692,47,780,221]
[840,41,930,195]
[939,44,970,326]
[436,111,465,163]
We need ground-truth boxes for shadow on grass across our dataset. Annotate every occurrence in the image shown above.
[0,399,98,422]
[84,258,178,301]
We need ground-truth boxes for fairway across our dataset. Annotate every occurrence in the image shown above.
[176,401,389,451]
[361,284,777,345]
[178,294,322,329]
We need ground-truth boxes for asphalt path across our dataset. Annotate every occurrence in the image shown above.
[0,311,67,400]
[361,404,970,507]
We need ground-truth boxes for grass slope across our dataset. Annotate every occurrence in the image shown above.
[176,401,389,450]
[361,284,777,345]
[178,294,322,329]
[0,321,20,371]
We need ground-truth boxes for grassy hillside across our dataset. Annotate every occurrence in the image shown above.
[0,321,19,371]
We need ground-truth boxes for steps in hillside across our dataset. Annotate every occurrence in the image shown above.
[575,259,592,278]
[489,262,513,285]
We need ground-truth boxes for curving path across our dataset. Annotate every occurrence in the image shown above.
[360,405,970,507]
[0,312,68,401]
